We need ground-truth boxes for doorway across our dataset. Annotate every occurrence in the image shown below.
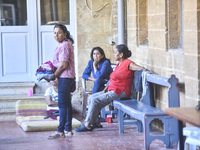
[0,0,75,82]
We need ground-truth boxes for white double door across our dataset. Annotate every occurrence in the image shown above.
[0,0,75,82]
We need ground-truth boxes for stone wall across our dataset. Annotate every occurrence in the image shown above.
[76,0,115,80]
[124,0,200,109]
[183,0,200,106]
[74,0,200,115]
[74,0,116,114]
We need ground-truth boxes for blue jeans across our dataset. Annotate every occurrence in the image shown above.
[92,78,107,94]
[57,78,73,132]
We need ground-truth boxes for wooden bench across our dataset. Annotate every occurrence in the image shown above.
[113,73,180,150]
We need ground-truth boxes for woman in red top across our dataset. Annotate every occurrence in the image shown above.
[75,44,146,132]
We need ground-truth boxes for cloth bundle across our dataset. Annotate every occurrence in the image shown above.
[35,61,56,81]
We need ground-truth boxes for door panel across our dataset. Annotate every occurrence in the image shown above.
[41,31,57,62]
[2,33,28,75]
[0,0,33,82]
[0,26,33,82]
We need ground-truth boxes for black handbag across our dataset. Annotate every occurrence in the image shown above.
[71,78,76,92]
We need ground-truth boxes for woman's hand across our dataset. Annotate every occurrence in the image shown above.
[93,59,99,66]
[103,86,108,93]
[142,68,148,71]
[42,74,55,82]
[93,60,99,73]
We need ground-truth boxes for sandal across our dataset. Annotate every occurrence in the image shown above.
[48,132,65,139]
[64,130,74,136]
[74,125,93,132]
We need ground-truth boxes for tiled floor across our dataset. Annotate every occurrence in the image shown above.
[0,119,178,150]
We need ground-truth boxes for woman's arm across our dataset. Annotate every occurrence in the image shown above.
[82,60,93,80]
[93,61,98,73]
[54,61,68,78]
[42,61,68,82]
[128,62,146,71]
[87,76,96,81]
[45,95,58,107]
[103,86,108,93]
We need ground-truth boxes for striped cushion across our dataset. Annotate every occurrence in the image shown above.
[18,118,81,132]
[16,100,47,117]
[16,100,81,132]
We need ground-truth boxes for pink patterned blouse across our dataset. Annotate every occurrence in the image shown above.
[53,40,75,78]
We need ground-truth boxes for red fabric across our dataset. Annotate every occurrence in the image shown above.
[43,61,55,71]
[47,109,58,120]
[108,59,134,97]
[36,61,55,72]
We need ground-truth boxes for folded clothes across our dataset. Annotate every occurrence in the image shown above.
[41,64,53,71]
[35,71,53,75]
[36,61,55,72]
[42,61,55,71]
[35,61,56,82]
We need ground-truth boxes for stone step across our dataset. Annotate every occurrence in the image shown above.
[0,113,16,122]
[0,94,45,122]
[0,82,35,95]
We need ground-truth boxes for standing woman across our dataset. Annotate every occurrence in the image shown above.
[48,24,75,138]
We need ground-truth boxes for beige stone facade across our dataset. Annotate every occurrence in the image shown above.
[75,0,200,112]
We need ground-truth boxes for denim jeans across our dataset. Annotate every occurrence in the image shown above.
[57,78,74,132]
[92,78,108,94]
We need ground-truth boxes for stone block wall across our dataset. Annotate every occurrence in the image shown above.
[124,0,199,109]
[183,0,200,106]
[76,0,115,80]
[74,0,116,114]
[74,0,200,115]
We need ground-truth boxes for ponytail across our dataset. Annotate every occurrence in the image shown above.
[54,24,74,44]
[116,44,132,59]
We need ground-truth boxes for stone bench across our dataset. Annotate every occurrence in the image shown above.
[113,73,180,150]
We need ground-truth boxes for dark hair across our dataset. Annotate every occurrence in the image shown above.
[116,44,132,59]
[54,24,74,44]
[90,47,111,64]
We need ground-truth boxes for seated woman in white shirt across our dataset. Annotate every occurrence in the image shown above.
[44,78,59,119]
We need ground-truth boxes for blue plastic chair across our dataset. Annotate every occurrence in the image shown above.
[183,127,200,150]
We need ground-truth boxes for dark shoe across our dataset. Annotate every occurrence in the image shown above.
[74,125,93,132]
[92,123,103,128]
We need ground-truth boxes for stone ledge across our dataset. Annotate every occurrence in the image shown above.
[0,82,35,87]
[0,94,44,100]
[0,113,16,122]
[0,95,45,114]
[0,82,36,95]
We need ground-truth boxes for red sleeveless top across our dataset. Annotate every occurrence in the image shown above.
[108,59,134,97]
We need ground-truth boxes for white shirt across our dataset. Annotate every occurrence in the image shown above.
[44,87,59,110]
